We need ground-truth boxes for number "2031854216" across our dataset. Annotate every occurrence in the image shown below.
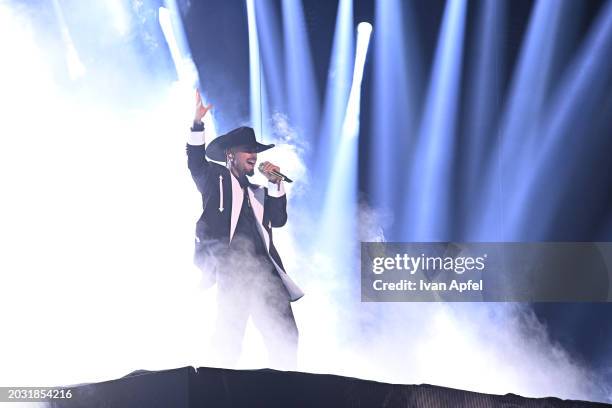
[7,388,73,400]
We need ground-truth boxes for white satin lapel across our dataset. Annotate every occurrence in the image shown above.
[229,173,243,242]
[248,185,304,301]
[248,186,269,252]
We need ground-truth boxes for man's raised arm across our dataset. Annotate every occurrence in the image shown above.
[187,89,213,191]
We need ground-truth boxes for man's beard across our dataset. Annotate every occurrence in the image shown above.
[247,168,255,177]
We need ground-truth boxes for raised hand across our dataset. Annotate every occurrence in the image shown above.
[194,89,213,123]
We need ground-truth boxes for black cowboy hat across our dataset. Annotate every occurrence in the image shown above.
[205,126,274,161]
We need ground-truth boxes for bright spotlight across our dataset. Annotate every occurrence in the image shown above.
[342,21,372,138]
[320,19,373,235]
[357,22,372,35]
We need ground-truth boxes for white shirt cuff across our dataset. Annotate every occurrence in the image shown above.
[267,181,286,197]
[188,130,205,146]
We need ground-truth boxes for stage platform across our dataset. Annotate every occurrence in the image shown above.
[45,366,609,407]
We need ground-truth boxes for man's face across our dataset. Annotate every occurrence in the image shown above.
[228,145,258,176]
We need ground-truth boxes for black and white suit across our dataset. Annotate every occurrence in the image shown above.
[186,128,303,301]
[186,126,302,368]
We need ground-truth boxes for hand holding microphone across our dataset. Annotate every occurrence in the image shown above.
[258,162,293,183]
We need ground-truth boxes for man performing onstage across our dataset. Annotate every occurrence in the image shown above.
[186,90,303,370]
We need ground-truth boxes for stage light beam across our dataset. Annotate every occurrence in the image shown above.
[369,0,422,241]
[246,0,269,137]
[158,6,197,88]
[409,0,467,241]
[504,0,612,239]
[461,0,505,239]
[159,4,217,138]
[342,22,372,140]
[314,0,354,193]
[281,0,320,155]
[106,0,130,36]
[253,1,286,113]
[51,0,86,80]
[320,22,373,253]
[474,0,569,239]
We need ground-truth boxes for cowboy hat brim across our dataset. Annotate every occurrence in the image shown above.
[205,126,274,161]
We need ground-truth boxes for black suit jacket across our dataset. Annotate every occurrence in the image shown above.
[186,140,303,301]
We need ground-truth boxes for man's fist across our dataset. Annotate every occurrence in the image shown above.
[194,89,213,123]
[259,161,282,184]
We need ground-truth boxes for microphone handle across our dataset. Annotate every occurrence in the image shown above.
[270,170,293,183]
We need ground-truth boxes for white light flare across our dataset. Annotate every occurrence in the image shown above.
[159,5,216,138]
[51,0,86,79]
[106,0,130,36]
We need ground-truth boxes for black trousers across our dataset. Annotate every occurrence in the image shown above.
[210,254,298,370]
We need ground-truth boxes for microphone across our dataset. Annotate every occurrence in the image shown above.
[258,163,293,183]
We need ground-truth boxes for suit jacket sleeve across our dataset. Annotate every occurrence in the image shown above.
[186,127,212,194]
[265,181,288,228]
